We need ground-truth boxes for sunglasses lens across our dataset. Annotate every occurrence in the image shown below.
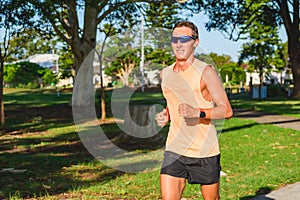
[171,36,194,43]
[180,36,191,43]
[171,37,179,43]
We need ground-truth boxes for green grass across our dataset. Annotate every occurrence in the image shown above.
[218,118,299,199]
[4,88,72,106]
[0,88,299,199]
[231,97,300,118]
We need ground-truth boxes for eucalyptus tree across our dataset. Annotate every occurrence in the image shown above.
[31,0,190,107]
[0,0,36,132]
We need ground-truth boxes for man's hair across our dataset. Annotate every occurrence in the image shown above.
[173,21,199,39]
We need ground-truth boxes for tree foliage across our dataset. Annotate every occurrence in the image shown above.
[105,49,140,86]
[145,47,175,70]
[4,61,55,88]
[6,28,58,62]
[58,45,75,82]
[32,0,184,72]
[196,0,300,97]
[238,3,281,92]
[0,0,36,131]
[196,52,245,85]
[29,0,193,107]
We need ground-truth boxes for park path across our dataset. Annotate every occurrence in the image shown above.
[233,108,300,200]
[234,108,300,130]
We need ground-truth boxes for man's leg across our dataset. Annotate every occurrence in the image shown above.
[200,182,220,200]
[160,174,186,200]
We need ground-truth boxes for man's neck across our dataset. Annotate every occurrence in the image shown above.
[174,57,195,72]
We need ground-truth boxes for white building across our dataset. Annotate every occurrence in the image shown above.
[245,65,293,86]
[27,54,59,68]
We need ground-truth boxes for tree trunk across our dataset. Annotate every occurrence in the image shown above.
[289,43,300,98]
[290,54,300,98]
[100,87,106,120]
[288,12,300,98]
[112,105,162,144]
[124,72,129,87]
[72,50,95,107]
[98,35,108,120]
[279,0,300,98]
[0,60,5,133]
[71,5,98,106]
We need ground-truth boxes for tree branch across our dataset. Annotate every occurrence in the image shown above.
[96,0,174,24]
[276,0,292,37]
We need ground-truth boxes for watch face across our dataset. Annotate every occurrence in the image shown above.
[200,111,206,118]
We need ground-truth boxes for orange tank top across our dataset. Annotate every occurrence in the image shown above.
[161,58,220,158]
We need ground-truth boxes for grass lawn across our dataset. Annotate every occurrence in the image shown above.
[0,88,299,199]
[230,96,300,118]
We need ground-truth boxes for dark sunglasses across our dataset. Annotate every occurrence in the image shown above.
[171,36,196,43]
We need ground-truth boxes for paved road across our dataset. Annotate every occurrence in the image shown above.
[234,109,300,200]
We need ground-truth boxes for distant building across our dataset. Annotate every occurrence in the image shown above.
[26,54,112,88]
[245,65,293,86]
[27,54,59,68]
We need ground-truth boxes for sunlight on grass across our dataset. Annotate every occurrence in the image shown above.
[231,99,300,118]
[33,118,299,200]
[1,88,299,200]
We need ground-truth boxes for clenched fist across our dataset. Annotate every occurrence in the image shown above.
[155,109,169,127]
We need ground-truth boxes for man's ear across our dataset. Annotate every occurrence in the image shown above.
[194,39,200,48]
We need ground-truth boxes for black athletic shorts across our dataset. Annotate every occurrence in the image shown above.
[160,151,221,185]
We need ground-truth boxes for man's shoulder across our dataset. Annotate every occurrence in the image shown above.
[192,58,212,73]
[193,58,209,68]
[162,62,175,72]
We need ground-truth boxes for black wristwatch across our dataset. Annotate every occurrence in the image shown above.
[199,109,206,118]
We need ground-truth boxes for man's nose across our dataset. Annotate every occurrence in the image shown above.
[175,41,183,46]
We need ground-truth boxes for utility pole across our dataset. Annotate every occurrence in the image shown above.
[140,13,145,92]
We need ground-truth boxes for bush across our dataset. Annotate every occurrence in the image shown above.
[267,84,285,97]
[4,61,54,88]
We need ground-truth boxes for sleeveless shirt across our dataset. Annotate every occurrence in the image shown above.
[161,58,220,158]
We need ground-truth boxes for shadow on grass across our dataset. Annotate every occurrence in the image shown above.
[1,108,166,199]
[1,89,168,199]
[221,122,258,133]
[5,103,74,133]
[0,128,125,199]
[239,187,273,200]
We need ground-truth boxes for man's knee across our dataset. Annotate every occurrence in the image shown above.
[201,182,220,200]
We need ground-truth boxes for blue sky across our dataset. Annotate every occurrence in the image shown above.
[191,13,243,62]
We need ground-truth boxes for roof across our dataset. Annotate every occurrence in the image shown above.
[27,54,59,68]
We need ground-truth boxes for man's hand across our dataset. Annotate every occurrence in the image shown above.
[178,103,199,118]
[155,109,169,127]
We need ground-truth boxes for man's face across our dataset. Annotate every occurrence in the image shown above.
[171,26,199,62]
